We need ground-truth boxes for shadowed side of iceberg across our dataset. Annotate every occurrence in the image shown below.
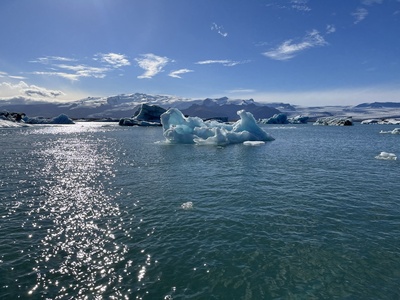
[160,108,274,145]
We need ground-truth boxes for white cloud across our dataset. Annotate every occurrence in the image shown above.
[168,69,193,79]
[33,64,109,81]
[352,8,368,24]
[0,81,65,98]
[30,54,129,81]
[196,59,248,67]
[263,29,327,60]
[326,24,336,34]
[291,0,311,11]
[211,23,228,37]
[135,53,170,79]
[32,71,81,81]
[55,64,109,79]
[95,53,130,68]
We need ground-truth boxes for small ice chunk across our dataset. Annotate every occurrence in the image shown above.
[243,141,265,146]
[375,152,397,160]
[181,202,193,210]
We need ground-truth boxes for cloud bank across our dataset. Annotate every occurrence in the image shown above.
[0,81,65,99]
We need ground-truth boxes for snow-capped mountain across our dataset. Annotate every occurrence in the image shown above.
[0,93,400,120]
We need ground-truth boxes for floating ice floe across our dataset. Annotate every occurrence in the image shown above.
[243,141,265,146]
[0,119,30,128]
[181,202,193,210]
[160,108,274,145]
[379,128,400,134]
[375,152,397,160]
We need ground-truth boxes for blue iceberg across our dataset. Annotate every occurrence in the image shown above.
[160,108,274,145]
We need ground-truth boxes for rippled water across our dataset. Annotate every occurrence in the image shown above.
[0,122,399,299]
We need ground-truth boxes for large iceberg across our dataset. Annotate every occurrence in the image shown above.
[313,117,353,126]
[119,104,166,126]
[160,108,274,145]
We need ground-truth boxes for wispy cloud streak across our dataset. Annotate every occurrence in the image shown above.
[30,54,132,81]
[211,23,228,37]
[169,69,193,79]
[196,59,248,67]
[290,0,311,11]
[262,29,327,60]
[352,8,368,24]
[0,71,26,80]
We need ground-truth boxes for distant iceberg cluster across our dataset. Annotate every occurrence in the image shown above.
[375,152,397,160]
[160,108,274,145]
[0,110,75,127]
[259,113,309,124]
[361,119,400,125]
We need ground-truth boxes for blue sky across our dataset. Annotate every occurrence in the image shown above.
[1,0,400,106]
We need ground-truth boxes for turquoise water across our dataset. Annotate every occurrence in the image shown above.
[0,123,399,299]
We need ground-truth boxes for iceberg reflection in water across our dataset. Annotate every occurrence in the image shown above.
[160,108,274,145]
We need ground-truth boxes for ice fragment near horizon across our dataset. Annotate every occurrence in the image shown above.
[160,108,274,145]
[375,152,397,160]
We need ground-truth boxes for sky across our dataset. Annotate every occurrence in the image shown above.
[1,0,400,106]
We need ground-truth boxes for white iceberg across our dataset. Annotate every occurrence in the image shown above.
[313,117,353,126]
[0,119,30,128]
[375,152,397,160]
[160,108,274,145]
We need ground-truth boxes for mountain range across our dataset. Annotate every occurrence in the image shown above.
[1,93,400,121]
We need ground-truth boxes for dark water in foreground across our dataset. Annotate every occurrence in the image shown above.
[0,123,399,299]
